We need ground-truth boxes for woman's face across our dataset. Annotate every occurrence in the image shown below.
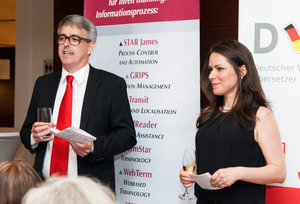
[208,52,239,98]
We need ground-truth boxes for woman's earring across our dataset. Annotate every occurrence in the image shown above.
[241,76,243,80]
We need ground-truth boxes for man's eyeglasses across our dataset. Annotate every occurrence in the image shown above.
[55,35,92,46]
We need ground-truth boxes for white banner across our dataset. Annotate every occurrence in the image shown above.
[239,0,300,203]
[85,0,200,203]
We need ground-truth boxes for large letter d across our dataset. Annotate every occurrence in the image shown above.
[254,23,278,54]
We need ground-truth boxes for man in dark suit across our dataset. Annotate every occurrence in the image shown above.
[20,14,136,190]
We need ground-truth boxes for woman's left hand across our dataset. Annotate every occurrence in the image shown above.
[210,167,241,188]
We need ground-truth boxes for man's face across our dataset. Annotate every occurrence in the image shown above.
[58,25,94,73]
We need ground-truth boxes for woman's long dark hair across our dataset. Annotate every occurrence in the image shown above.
[196,40,270,129]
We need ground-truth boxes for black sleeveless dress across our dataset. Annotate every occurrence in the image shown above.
[195,107,266,204]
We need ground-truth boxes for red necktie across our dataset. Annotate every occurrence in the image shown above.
[50,75,74,176]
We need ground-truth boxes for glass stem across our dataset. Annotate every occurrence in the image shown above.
[183,187,189,196]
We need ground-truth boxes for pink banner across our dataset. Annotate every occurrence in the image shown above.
[84,0,199,26]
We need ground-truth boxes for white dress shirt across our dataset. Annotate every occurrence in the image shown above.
[39,64,89,178]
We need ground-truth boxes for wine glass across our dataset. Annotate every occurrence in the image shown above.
[37,107,53,139]
[179,148,196,200]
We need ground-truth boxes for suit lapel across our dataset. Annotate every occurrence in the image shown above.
[80,66,99,130]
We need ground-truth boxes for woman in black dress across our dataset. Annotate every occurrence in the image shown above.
[179,40,286,204]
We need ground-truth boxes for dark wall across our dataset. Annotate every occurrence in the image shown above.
[0,48,15,127]
[200,0,238,108]
[53,0,84,72]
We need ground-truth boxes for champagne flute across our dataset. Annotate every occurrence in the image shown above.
[37,107,53,139]
[179,148,196,200]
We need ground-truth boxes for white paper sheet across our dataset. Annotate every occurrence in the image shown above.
[50,127,96,143]
[190,172,221,190]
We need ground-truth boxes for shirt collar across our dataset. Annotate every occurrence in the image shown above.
[61,63,90,85]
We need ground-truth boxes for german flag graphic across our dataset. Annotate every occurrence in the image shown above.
[284,24,300,53]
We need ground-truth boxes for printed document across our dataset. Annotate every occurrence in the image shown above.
[190,172,221,190]
[50,127,96,143]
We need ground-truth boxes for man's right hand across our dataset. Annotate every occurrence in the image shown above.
[31,122,54,142]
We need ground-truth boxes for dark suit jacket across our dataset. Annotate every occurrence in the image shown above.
[20,65,137,183]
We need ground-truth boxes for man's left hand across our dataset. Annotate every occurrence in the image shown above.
[69,141,92,157]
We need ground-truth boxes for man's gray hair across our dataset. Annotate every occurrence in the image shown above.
[22,176,117,204]
[57,14,97,43]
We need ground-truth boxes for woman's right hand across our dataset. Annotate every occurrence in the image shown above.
[179,168,195,188]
